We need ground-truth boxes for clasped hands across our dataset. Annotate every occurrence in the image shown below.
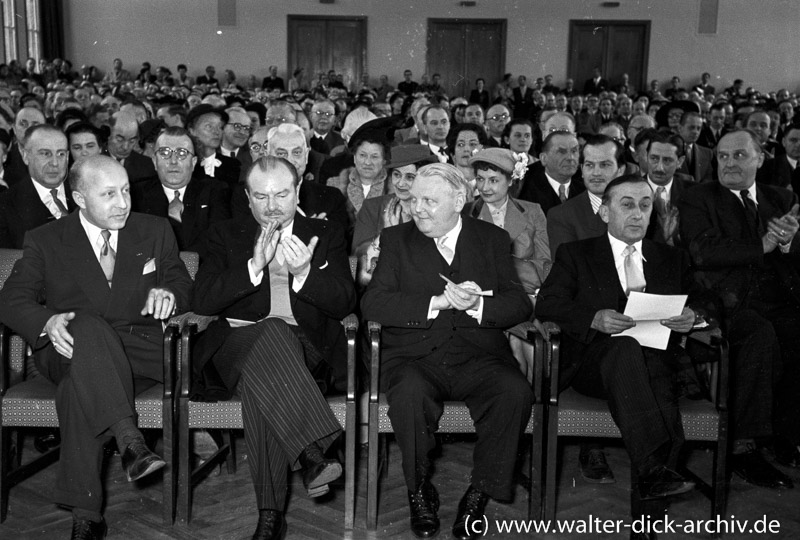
[763,204,799,253]
[44,287,176,359]
[252,219,319,277]
[590,306,696,335]
[432,280,481,312]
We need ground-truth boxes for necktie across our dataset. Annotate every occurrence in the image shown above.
[558,184,567,203]
[99,229,116,287]
[740,190,760,235]
[436,236,454,265]
[685,144,694,172]
[50,188,68,217]
[168,190,184,222]
[654,186,667,217]
[623,245,646,295]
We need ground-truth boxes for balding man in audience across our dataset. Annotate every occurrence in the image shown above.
[131,126,230,258]
[485,104,511,148]
[107,112,156,184]
[677,112,714,183]
[0,125,75,248]
[362,163,533,540]
[625,114,656,168]
[0,155,192,539]
[518,131,585,215]
[5,106,46,186]
[309,100,345,155]
[679,130,798,488]
[265,100,298,132]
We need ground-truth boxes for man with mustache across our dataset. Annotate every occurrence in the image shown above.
[679,130,799,488]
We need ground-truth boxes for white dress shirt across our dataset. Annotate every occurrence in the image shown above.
[79,211,119,262]
[32,180,68,219]
[545,172,571,199]
[607,233,645,293]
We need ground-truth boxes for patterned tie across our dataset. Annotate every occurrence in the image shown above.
[558,184,567,203]
[436,235,454,265]
[654,186,667,217]
[740,189,760,235]
[168,190,184,222]
[623,245,646,295]
[685,144,694,172]
[50,188,69,218]
[99,229,116,287]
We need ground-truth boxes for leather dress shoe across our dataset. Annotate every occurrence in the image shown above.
[452,485,489,540]
[638,465,694,500]
[252,509,286,540]
[71,517,107,540]
[774,438,800,468]
[121,441,166,482]
[299,441,342,497]
[732,449,794,489]
[34,430,61,453]
[579,448,615,483]
[408,480,440,538]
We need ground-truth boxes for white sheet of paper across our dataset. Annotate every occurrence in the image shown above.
[615,292,688,350]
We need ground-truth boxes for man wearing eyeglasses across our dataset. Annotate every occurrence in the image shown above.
[221,107,253,170]
[485,104,511,148]
[107,112,156,184]
[309,100,345,156]
[131,126,230,258]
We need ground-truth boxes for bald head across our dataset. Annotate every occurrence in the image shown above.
[71,155,131,230]
[108,112,139,160]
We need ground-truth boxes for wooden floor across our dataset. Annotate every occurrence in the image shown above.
[1,432,799,539]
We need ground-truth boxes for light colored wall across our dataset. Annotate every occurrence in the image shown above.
[64,0,799,94]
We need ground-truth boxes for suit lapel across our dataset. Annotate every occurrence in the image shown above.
[109,219,150,311]
[642,240,669,295]
[503,199,528,244]
[591,236,626,308]
[17,179,57,226]
[61,213,112,311]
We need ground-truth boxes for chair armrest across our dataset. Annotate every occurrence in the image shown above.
[0,323,9,394]
[163,324,179,400]
[367,321,382,404]
[178,323,198,399]
[528,321,562,407]
[168,312,218,333]
[342,314,358,401]
[342,313,359,333]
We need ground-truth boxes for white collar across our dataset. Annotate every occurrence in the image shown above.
[608,233,645,262]
[728,182,758,205]
[79,209,119,251]
[30,178,65,203]
[647,177,673,197]
[162,184,188,200]
[435,217,462,252]
[545,172,570,195]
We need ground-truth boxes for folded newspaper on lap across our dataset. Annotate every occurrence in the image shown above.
[615,292,687,350]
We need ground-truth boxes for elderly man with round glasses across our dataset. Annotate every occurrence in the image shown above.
[131,125,231,258]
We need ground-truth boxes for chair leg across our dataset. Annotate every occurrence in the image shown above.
[344,399,356,529]
[224,430,236,475]
[711,440,729,518]
[0,426,9,523]
[162,405,175,525]
[529,404,544,520]
[366,407,380,530]
[176,406,191,524]
[543,409,558,522]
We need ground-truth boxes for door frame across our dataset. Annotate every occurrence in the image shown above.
[426,18,507,94]
[287,14,368,84]
[567,19,650,90]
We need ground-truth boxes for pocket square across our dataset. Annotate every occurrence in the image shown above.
[201,204,208,208]
[318,261,329,270]
[143,258,156,274]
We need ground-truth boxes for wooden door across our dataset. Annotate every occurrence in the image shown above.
[427,19,506,99]
[288,16,366,91]
[568,21,650,95]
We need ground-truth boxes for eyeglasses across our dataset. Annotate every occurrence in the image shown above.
[249,142,268,153]
[228,122,252,133]
[314,111,335,118]
[488,113,509,122]
[156,147,194,160]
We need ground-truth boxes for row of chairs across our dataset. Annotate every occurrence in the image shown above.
[0,247,728,530]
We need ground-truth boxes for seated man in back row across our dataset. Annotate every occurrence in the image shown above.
[362,163,533,540]
[536,175,704,540]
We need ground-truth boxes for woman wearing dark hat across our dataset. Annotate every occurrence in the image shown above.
[446,122,488,193]
[466,147,551,294]
[352,144,438,253]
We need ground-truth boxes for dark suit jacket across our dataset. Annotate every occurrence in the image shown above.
[516,161,585,216]
[512,87,535,119]
[679,143,714,183]
[0,179,76,249]
[4,143,29,187]
[361,217,532,371]
[193,152,242,188]
[697,126,728,150]
[766,154,795,189]
[645,174,694,246]
[191,213,355,387]
[546,191,607,256]
[122,150,156,184]
[261,76,285,91]
[0,211,193,348]
[468,89,490,110]
[535,235,694,387]
[583,77,609,95]
[310,131,346,156]
[131,176,231,257]
[678,181,800,312]
[196,75,219,89]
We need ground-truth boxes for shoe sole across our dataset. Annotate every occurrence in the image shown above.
[581,473,616,484]
[640,481,695,500]
[127,459,166,482]
[733,469,794,489]
[306,462,343,497]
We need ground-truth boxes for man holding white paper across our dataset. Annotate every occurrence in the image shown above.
[536,175,702,532]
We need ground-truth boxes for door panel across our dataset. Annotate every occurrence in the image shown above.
[606,25,647,91]
[466,24,504,100]
[288,16,366,91]
[428,24,466,97]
